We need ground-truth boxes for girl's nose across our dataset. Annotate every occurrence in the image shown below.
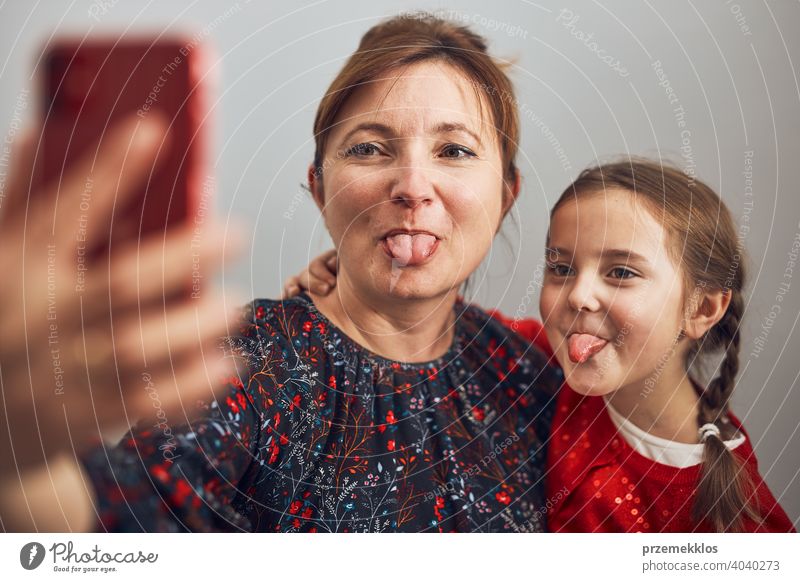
[567,274,602,312]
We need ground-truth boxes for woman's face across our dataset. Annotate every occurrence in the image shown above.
[310,60,512,303]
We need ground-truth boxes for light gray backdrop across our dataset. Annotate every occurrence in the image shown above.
[1,0,797,525]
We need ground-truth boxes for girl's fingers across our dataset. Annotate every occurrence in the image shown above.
[309,250,338,284]
[308,280,331,295]
[324,250,339,274]
[282,276,301,299]
[296,269,311,292]
[308,259,336,289]
[282,250,338,298]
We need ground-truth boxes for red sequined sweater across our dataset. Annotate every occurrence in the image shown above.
[491,313,795,533]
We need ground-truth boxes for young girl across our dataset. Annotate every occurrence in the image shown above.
[284,159,794,533]
[532,159,793,533]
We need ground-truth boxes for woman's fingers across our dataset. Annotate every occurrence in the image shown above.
[127,346,238,422]
[61,342,236,445]
[82,221,241,320]
[0,127,39,227]
[0,114,257,472]
[61,297,241,434]
[0,117,169,351]
[113,293,241,375]
[30,115,169,248]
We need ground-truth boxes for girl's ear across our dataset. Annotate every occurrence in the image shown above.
[307,163,325,214]
[683,286,733,340]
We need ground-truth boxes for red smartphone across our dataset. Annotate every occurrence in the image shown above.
[35,35,214,291]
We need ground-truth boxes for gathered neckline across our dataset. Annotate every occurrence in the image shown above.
[291,292,468,370]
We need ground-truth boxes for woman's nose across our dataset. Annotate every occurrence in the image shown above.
[389,164,435,208]
[566,274,602,312]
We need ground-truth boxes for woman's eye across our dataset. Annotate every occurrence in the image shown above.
[608,267,637,280]
[546,263,574,277]
[440,144,476,159]
[344,142,381,157]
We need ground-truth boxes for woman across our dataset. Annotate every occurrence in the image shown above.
[0,13,560,532]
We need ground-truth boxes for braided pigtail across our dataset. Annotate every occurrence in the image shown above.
[692,291,760,532]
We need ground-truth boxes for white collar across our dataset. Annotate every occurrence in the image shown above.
[603,396,745,468]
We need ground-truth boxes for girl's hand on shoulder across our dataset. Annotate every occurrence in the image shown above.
[282,249,338,298]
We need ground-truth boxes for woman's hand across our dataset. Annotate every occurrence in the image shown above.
[282,249,338,298]
[0,115,245,477]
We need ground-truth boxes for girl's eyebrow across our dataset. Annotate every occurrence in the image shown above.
[602,249,651,264]
[545,246,651,264]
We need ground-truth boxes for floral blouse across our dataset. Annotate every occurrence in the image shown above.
[80,293,562,532]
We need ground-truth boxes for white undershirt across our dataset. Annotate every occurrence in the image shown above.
[603,396,746,469]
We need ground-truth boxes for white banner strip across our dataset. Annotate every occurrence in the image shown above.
[1,533,798,580]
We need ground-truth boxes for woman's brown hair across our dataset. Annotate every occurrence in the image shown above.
[551,158,760,532]
[310,11,521,208]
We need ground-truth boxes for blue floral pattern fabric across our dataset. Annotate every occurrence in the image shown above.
[81,293,562,532]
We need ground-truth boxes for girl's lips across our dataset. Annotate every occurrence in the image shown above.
[567,333,609,364]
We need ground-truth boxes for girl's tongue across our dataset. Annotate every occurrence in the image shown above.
[568,333,608,364]
[385,233,437,266]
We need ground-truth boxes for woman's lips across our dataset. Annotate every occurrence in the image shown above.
[567,333,608,364]
[381,233,439,266]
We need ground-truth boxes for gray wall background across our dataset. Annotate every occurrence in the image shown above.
[1,0,798,525]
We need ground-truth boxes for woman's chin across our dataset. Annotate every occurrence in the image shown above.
[368,265,459,300]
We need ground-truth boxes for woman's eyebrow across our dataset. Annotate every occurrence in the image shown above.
[339,122,394,146]
[432,122,483,145]
[338,121,483,146]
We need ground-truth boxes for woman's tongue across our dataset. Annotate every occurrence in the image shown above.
[385,233,436,266]
[568,333,608,364]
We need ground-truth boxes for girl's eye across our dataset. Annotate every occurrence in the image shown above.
[440,144,476,159]
[608,266,637,280]
[344,142,381,157]
[546,263,575,277]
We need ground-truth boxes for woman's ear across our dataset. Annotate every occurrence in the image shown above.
[307,163,325,214]
[683,286,733,340]
[500,168,521,221]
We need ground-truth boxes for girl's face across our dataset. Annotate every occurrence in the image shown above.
[539,189,689,396]
[311,60,510,302]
